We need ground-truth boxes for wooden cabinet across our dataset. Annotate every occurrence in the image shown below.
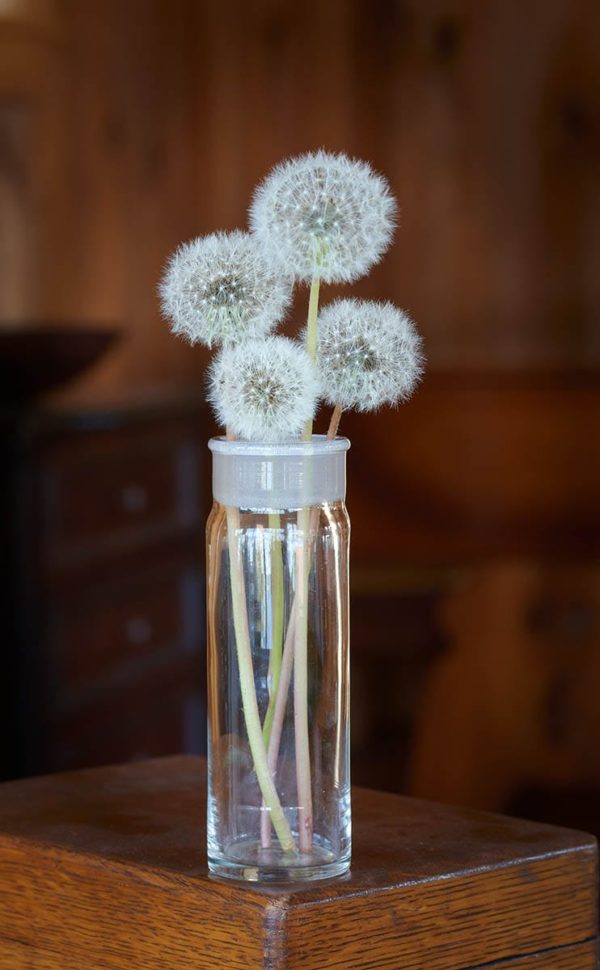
[350,562,600,837]
[54,567,193,691]
[344,373,600,836]
[0,756,597,969]
[350,574,447,793]
[39,428,201,563]
[1,392,211,781]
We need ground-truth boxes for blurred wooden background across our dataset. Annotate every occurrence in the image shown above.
[2,0,599,379]
[1,0,599,831]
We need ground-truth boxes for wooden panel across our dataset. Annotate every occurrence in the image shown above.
[340,373,600,564]
[286,854,596,969]
[350,580,445,790]
[0,757,596,969]
[1,1,599,397]
[408,561,600,810]
[349,560,600,812]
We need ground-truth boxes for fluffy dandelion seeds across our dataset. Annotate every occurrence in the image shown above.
[209,336,319,441]
[316,299,424,411]
[249,151,397,284]
[159,231,292,348]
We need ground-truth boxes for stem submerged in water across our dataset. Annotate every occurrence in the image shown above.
[294,507,313,850]
[260,404,344,847]
[207,506,225,748]
[226,506,295,855]
[260,598,297,849]
[263,512,284,748]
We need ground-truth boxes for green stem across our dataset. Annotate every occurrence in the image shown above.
[263,512,284,747]
[303,276,321,438]
[226,506,295,854]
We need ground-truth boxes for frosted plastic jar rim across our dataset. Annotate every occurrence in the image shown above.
[208,435,351,457]
[209,435,351,511]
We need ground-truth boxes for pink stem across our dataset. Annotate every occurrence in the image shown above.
[260,600,297,848]
[293,523,313,851]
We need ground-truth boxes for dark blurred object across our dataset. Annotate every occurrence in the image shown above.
[0,328,117,406]
[1,391,210,781]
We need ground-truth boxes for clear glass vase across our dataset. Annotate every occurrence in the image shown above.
[206,436,351,882]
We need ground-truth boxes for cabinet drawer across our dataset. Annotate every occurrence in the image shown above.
[39,428,201,567]
[52,565,204,695]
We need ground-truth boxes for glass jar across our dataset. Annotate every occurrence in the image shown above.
[206,436,351,882]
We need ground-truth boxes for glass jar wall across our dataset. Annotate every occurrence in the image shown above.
[206,437,351,882]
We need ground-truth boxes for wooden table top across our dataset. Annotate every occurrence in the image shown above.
[0,755,597,969]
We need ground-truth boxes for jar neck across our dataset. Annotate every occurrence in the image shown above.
[209,436,350,512]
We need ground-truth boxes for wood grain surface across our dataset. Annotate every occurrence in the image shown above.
[0,756,597,969]
[481,940,598,968]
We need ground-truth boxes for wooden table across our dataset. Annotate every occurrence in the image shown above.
[0,756,597,968]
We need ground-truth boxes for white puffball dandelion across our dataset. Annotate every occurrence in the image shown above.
[249,150,397,284]
[159,231,292,348]
[316,299,424,411]
[209,336,319,441]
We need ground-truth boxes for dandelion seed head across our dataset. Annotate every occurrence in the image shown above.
[316,299,424,411]
[249,151,397,284]
[159,231,292,348]
[209,336,319,441]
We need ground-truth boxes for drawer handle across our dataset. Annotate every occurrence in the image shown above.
[126,616,153,644]
[120,484,148,512]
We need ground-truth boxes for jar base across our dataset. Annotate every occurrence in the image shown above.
[208,837,350,883]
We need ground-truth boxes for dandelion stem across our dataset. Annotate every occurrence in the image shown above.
[302,276,321,437]
[207,505,225,749]
[305,276,321,363]
[327,403,343,439]
[294,273,321,851]
[260,400,341,847]
[261,598,297,849]
[224,426,294,853]
[226,505,295,854]
[263,512,284,748]
[293,514,312,850]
